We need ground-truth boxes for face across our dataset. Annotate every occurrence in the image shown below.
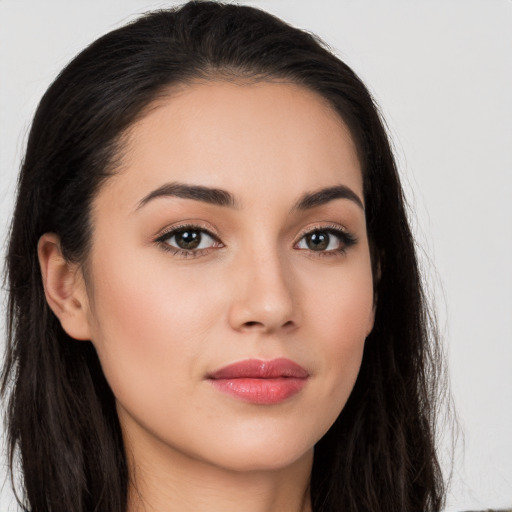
[81,81,375,473]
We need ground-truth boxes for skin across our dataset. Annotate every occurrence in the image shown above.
[39,81,375,512]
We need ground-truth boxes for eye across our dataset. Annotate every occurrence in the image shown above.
[156,225,222,256]
[166,229,214,250]
[295,227,356,254]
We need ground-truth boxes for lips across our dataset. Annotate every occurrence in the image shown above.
[207,358,309,405]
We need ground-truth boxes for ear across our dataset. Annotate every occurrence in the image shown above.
[37,233,91,341]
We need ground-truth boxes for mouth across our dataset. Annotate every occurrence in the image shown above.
[206,358,309,405]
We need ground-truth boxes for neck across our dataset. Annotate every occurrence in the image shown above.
[125,429,313,512]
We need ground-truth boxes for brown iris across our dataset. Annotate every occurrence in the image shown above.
[174,230,202,250]
[305,231,330,251]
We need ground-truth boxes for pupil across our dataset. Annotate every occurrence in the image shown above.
[307,232,329,251]
[176,230,201,249]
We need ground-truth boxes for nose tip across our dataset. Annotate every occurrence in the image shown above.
[227,258,297,334]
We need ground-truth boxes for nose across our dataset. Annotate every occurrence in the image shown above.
[227,250,298,334]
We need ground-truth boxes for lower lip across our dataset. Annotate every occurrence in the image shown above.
[209,377,308,405]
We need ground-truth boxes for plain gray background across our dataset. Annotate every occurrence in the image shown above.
[1,1,511,510]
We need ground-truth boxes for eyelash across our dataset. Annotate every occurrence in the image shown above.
[295,223,357,258]
[155,223,222,258]
[154,223,357,259]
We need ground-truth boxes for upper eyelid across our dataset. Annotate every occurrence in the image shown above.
[294,223,351,240]
[155,223,221,242]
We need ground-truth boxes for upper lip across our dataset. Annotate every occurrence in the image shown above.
[207,358,309,380]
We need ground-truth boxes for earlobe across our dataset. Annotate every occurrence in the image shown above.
[37,233,91,341]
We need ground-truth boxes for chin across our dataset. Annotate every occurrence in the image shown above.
[211,444,314,473]
[196,427,317,473]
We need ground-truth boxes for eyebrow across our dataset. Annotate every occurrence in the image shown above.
[135,182,363,212]
[136,182,238,210]
[293,185,364,211]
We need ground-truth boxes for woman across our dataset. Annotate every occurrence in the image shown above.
[2,2,446,511]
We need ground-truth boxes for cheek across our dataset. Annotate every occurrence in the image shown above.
[84,248,221,408]
[300,256,374,401]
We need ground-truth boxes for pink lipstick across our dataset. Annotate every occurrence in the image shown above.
[207,358,309,405]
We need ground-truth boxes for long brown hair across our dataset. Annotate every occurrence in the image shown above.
[2,2,446,511]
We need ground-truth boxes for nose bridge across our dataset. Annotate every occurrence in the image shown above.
[228,241,296,333]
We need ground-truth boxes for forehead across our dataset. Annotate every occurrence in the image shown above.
[100,80,363,210]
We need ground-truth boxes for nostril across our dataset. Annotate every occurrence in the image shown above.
[243,321,262,328]
[241,320,295,331]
